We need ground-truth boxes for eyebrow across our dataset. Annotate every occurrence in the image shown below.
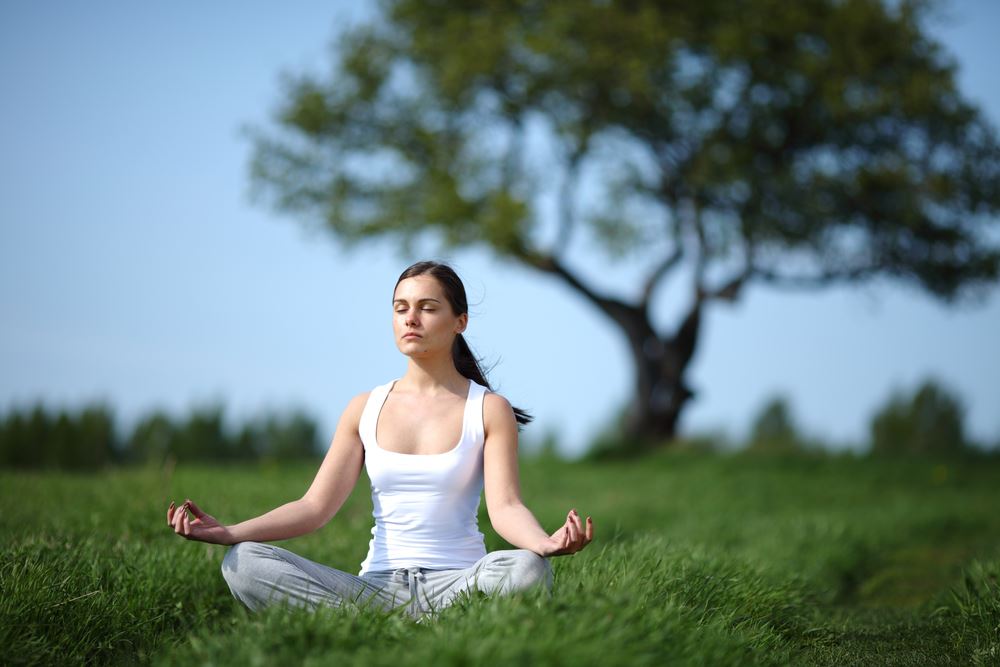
[392,297,442,305]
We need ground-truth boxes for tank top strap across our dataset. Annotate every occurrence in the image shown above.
[359,378,397,450]
[465,380,488,447]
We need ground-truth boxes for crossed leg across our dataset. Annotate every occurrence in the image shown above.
[221,543,553,620]
[414,549,554,618]
[220,541,402,613]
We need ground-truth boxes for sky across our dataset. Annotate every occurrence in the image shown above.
[1,1,998,457]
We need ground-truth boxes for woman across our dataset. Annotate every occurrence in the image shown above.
[167,260,594,621]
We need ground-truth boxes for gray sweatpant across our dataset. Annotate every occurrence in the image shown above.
[221,541,553,621]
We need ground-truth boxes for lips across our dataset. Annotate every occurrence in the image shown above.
[403,333,422,339]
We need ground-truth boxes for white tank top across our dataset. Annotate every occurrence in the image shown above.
[357,377,489,575]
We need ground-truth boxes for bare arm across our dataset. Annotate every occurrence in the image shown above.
[168,392,368,545]
[483,393,592,557]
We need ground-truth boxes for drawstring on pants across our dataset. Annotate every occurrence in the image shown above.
[400,567,427,618]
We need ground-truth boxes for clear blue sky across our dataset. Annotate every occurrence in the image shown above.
[2,1,998,456]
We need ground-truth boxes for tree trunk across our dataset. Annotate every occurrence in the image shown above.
[518,253,704,452]
[621,345,695,447]
[611,301,702,450]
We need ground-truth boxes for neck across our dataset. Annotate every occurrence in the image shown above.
[400,354,469,397]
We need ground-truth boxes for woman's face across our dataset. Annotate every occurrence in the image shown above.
[392,275,467,357]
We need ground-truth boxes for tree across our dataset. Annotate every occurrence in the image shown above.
[248,0,1000,450]
[869,377,968,456]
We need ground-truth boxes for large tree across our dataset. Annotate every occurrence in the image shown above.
[248,0,1000,450]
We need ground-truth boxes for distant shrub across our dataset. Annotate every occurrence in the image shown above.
[170,403,236,462]
[522,426,564,460]
[126,410,176,465]
[745,395,804,454]
[236,410,323,461]
[582,401,641,460]
[584,396,820,460]
[672,430,730,453]
[0,402,120,470]
[868,377,969,457]
[1,401,323,469]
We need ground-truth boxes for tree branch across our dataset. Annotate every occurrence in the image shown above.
[696,237,756,304]
[697,267,754,303]
[670,298,702,372]
[501,114,524,193]
[690,199,709,300]
[639,246,683,310]
[512,242,640,322]
[552,144,586,258]
[749,262,881,289]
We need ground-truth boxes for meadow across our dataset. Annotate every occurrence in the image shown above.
[2,448,999,665]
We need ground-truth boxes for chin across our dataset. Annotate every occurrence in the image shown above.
[403,346,433,357]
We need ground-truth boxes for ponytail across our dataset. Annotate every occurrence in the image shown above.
[452,331,534,430]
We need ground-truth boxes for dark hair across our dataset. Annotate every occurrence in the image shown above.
[394,260,534,429]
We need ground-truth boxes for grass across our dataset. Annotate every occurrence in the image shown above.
[2,449,999,665]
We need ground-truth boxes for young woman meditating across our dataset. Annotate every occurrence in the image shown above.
[166,260,594,620]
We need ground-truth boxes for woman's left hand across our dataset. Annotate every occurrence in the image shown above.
[536,509,593,557]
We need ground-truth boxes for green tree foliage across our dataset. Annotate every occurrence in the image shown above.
[746,395,802,453]
[247,0,1000,449]
[869,377,968,456]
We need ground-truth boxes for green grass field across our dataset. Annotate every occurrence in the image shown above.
[3,449,999,665]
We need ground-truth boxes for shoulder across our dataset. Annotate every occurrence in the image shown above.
[483,390,517,437]
[338,390,373,429]
[345,379,393,415]
[349,390,372,411]
[483,390,514,416]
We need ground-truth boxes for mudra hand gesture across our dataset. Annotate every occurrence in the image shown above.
[537,509,593,557]
[167,499,234,545]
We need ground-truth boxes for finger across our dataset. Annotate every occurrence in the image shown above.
[585,516,594,543]
[167,501,174,526]
[571,510,584,534]
[185,499,206,519]
[173,504,186,534]
[182,510,191,536]
[567,516,579,543]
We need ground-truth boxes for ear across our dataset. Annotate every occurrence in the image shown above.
[456,313,468,334]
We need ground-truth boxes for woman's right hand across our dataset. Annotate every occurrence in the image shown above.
[167,499,235,545]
